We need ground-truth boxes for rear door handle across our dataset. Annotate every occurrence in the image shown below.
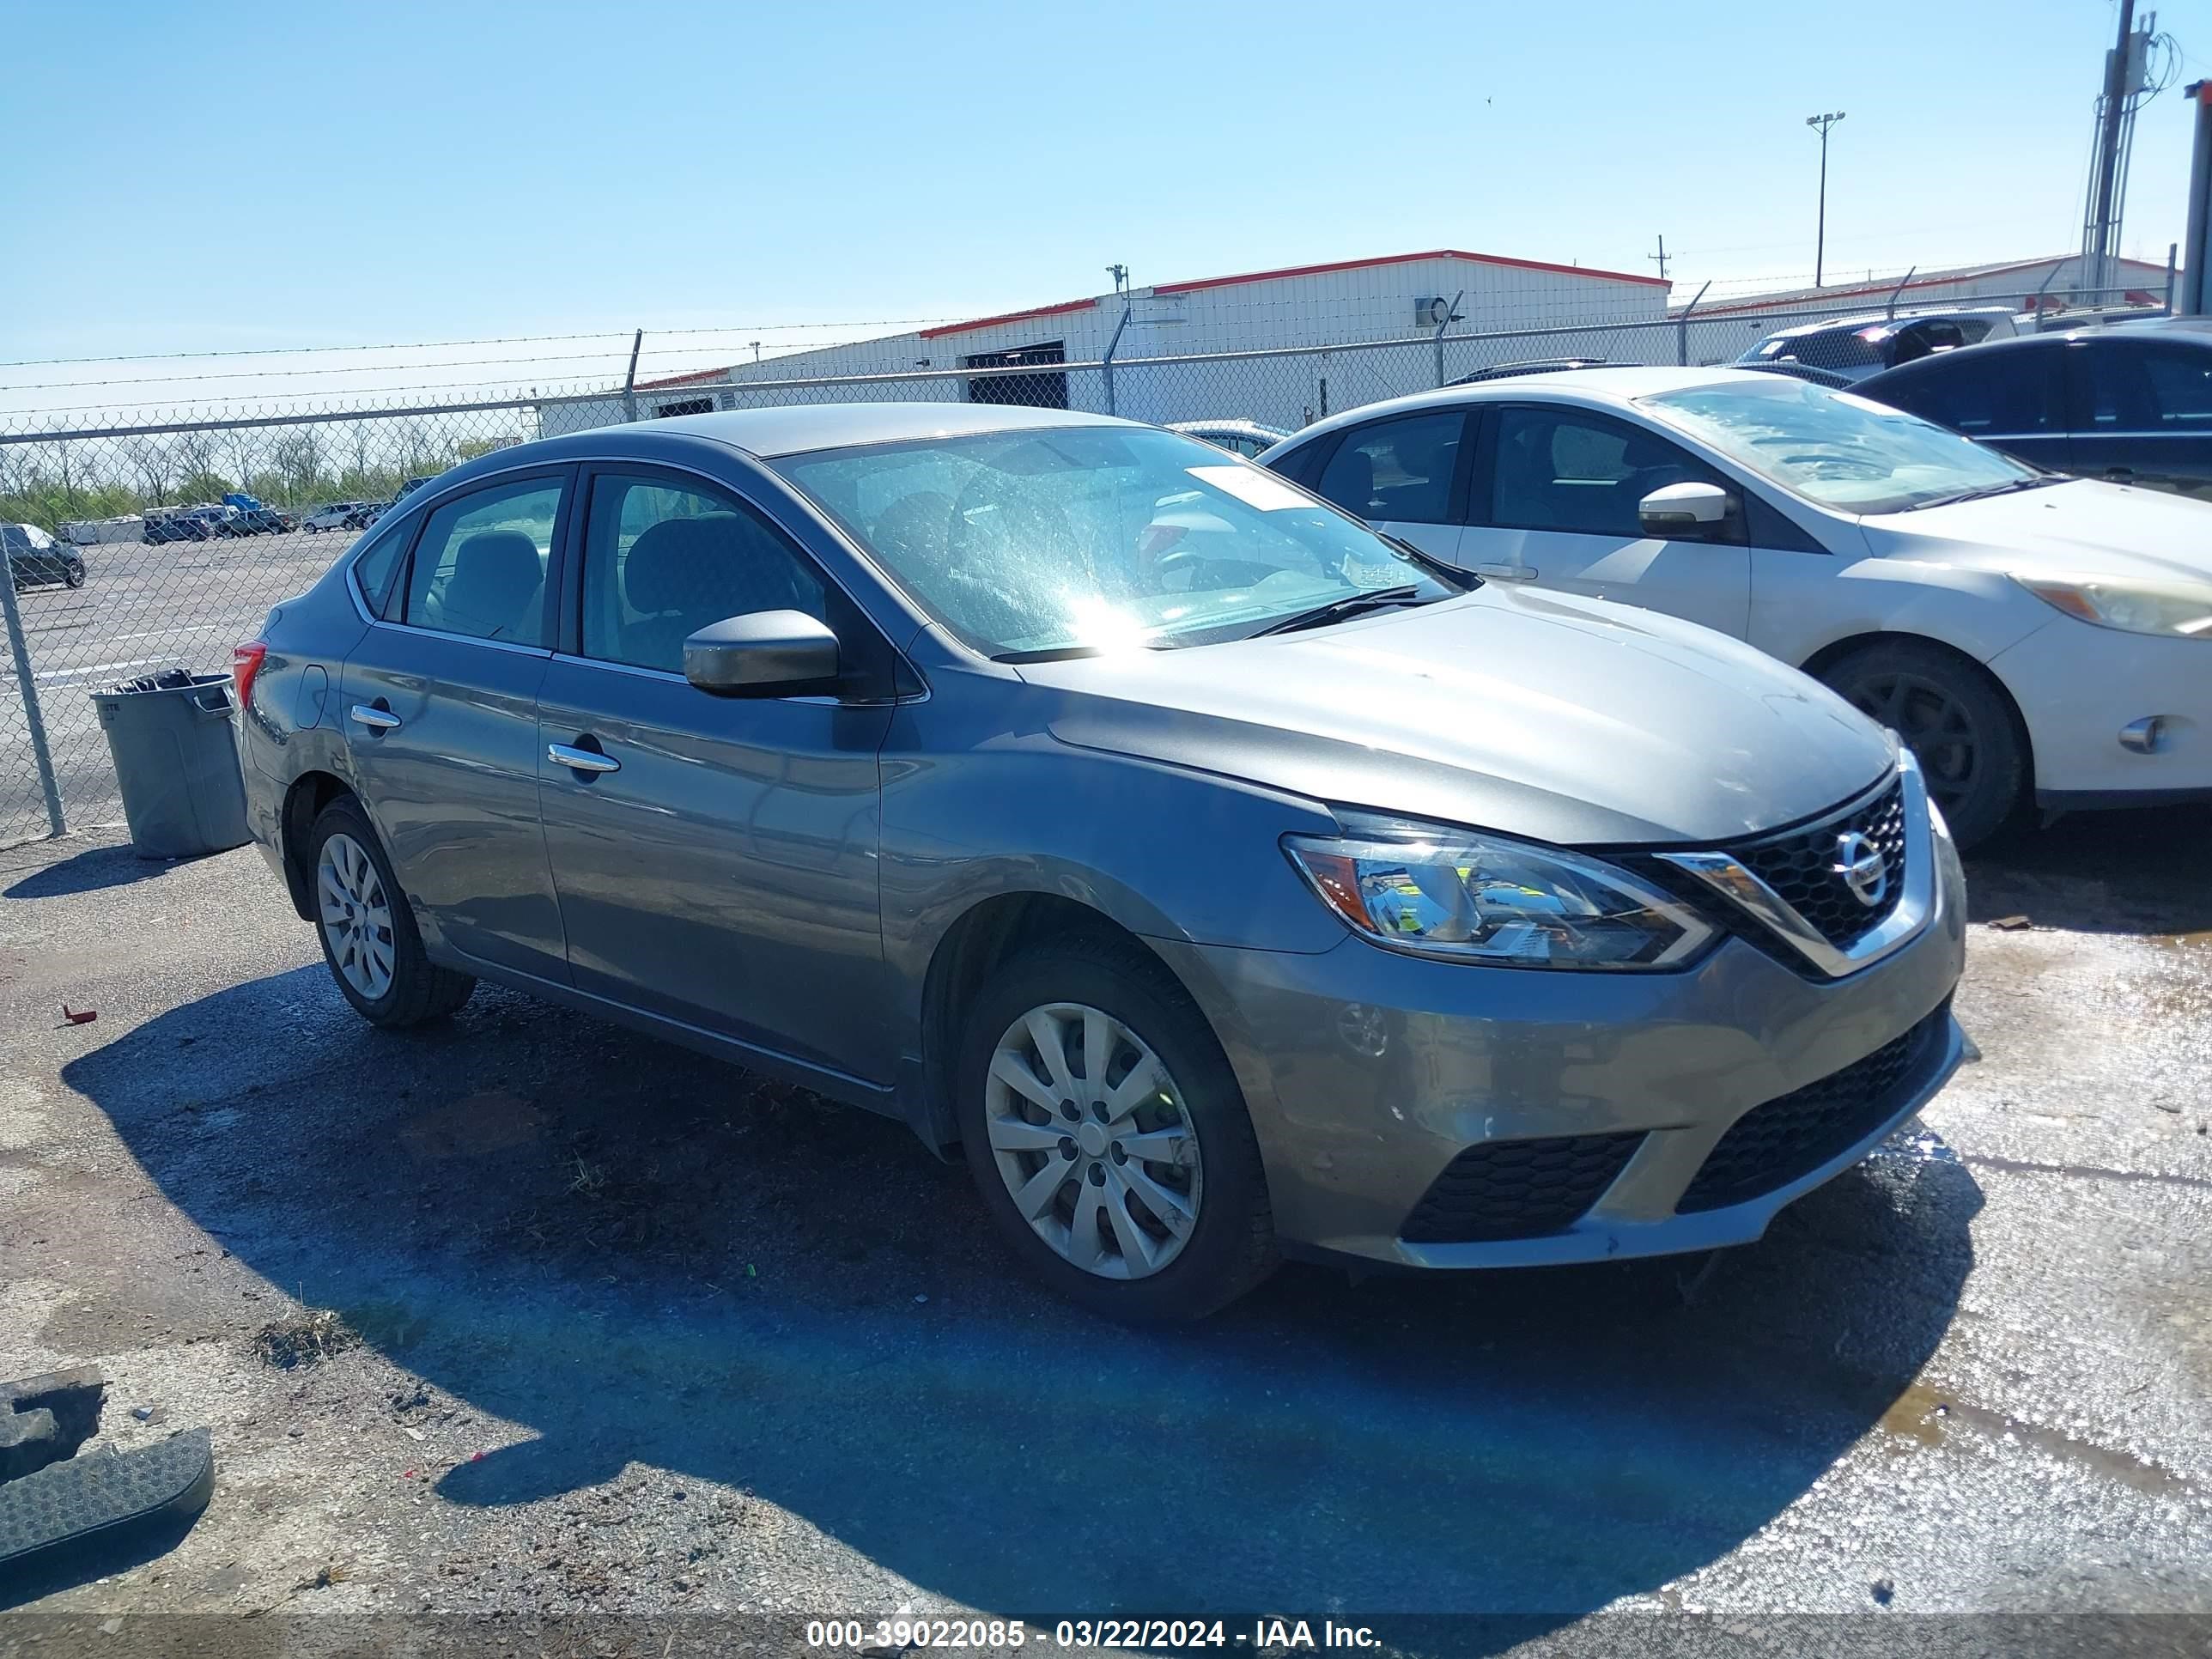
[548,741,620,775]
[2104,467,2136,482]
[1469,563,1539,582]
[349,704,401,731]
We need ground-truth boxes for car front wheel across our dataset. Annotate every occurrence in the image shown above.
[1820,638,2025,849]
[307,797,475,1028]
[957,935,1277,1321]
[64,561,87,588]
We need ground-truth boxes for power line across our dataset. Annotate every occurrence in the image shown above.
[0,319,970,372]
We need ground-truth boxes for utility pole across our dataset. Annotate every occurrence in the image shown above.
[1806,112,1845,288]
[2086,0,2140,295]
[1649,234,1670,283]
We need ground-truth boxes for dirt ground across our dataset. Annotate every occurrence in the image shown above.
[1,805,2209,1656]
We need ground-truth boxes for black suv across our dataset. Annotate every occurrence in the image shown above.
[5,524,88,590]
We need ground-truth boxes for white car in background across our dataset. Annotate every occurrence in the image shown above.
[301,502,362,533]
[1168,419,1291,459]
[1261,368,2212,847]
[1737,307,2022,383]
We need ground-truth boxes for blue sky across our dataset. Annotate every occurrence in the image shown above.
[2,0,2204,388]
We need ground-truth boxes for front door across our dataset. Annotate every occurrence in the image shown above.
[1457,404,1752,637]
[337,469,569,978]
[535,465,894,1085]
[2066,338,2212,500]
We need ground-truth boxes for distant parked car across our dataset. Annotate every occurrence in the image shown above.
[394,476,435,501]
[352,501,392,528]
[301,502,362,533]
[143,508,212,544]
[1857,329,2212,500]
[1263,366,2212,847]
[1738,307,2021,383]
[179,504,245,538]
[234,505,299,534]
[5,522,88,590]
[1165,420,1291,459]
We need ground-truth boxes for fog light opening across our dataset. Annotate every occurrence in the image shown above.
[2118,716,2169,756]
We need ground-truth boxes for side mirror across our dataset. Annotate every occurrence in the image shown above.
[683,610,841,696]
[1638,481,1735,541]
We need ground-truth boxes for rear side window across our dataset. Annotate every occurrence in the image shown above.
[401,477,562,645]
[349,511,416,615]
[578,472,825,674]
[1883,349,2061,435]
[1314,412,1465,525]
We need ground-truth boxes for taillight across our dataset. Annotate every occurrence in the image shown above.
[232,641,268,711]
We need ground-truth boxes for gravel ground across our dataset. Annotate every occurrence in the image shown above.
[0,805,2208,1656]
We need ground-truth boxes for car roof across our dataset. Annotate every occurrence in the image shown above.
[633,401,1134,459]
[1273,366,1777,447]
[1756,306,2015,341]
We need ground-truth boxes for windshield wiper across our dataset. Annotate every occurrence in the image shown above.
[1250,585,1429,638]
[1377,533,1476,587]
[1906,476,2062,511]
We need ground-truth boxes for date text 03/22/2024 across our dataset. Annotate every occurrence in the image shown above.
[805,1618,1383,1650]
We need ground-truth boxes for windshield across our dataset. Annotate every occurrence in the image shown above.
[772,425,1460,658]
[1639,376,2037,514]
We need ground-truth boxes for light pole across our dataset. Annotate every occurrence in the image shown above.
[1806,111,1845,288]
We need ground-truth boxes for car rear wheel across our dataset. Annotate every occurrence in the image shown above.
[956,936,1277,1321]
[64,560,86,588]
[1820,638,2024,849]
[307,797,474,1028]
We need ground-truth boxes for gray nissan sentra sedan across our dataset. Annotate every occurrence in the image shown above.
[233,403,1968,1320]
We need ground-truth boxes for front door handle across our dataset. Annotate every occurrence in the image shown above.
[548,741,620,775]
[349,703,401,731]
[2104,467,2136,482]
[1469,563,1539,582]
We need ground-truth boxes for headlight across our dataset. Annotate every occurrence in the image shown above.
[1283,815,1717,970]
[2013,574,2212,639]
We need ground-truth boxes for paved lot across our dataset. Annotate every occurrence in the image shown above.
[1,807,2209,1653]
[2,529,352,843]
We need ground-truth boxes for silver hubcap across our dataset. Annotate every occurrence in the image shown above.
[984,1002,1202,1280]
[316,832,395,1001]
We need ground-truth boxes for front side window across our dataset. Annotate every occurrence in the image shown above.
[1488,407,1724,538]
[2140,346,2212,427]
[1888,349,2060,435]
[1315,412,1464,525]
[578,472,826,674]
[1643,377,2038,514]
[401,477,561,644]
[772,425,1458,659]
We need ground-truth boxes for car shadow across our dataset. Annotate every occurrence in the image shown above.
[62,964,1981,1643]
[1965,802,2212,936]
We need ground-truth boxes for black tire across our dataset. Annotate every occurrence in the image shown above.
[1819,637,2026,849]
[64,561,86,589]
[305,795,475,1028]
[955,934,1278,1322]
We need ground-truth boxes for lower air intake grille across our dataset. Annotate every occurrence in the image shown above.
[1400,1132,1645,1244]
[1676,1005,1948,1214]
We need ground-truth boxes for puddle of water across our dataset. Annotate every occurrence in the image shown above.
[1879,1379,2190,1498]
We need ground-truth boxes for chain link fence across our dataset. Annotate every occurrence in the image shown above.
[0,283,2168,847]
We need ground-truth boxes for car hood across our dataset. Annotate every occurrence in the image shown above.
[1018,584,1893,848]
[1867,478,2212,584]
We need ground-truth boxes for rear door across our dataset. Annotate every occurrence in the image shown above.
[534,464,896,1085]
[337,468,570,979]
[1456,403,1751,637]
[1304,409,1473,566]
[2065,338,2212,499]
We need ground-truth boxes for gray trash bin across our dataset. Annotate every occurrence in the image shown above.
[91,671,252,859]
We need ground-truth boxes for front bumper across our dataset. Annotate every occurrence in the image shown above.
[1988,617,2212,801]
[1152,820,1968,1268]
